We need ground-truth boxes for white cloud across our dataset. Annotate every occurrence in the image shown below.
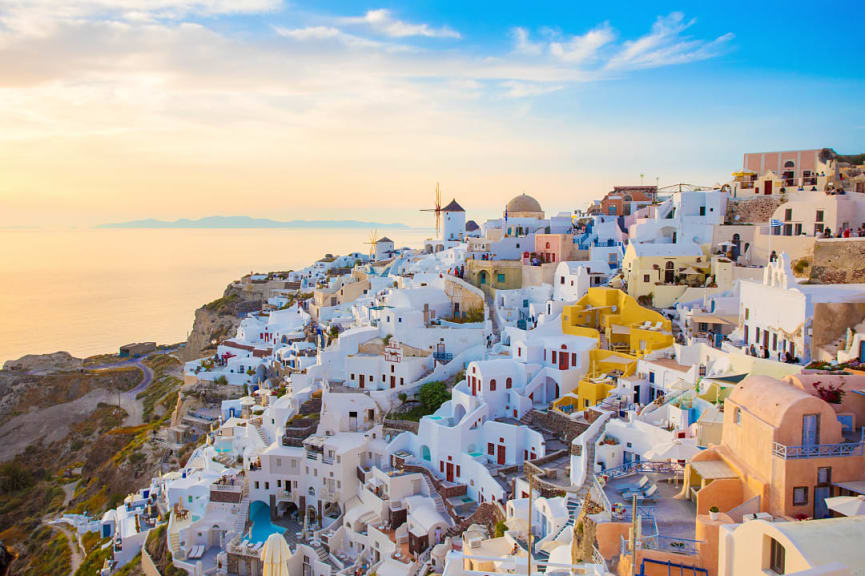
[500,80,563,99]
[342,9,460,39]
[511,27,541,56]
[606,12,733,70]
[273,26,342,41]
[548,23,614,64]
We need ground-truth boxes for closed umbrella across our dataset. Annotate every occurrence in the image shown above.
[825,495,865,517]
[645,438,701,461]
[260,532,291,576]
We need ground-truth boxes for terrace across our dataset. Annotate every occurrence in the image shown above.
[603,471,698,555]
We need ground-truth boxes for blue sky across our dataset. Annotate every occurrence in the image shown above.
[0,0,863,226]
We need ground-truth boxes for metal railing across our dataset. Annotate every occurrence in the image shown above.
[772,440,864,460]
[601,460,683,479]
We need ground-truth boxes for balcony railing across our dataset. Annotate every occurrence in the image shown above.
[432,352,453,363]
[772,441,865,460]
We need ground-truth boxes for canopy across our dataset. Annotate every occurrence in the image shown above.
[260,533,291,576]
[645,439,702,462]
[826,495,865,517]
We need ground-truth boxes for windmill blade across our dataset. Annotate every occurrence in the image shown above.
[435,210,441,236]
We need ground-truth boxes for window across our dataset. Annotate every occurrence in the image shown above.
[794,223,802,236]
[772,333,777,351]
[814,223,824,235]
[735,408,741,425]
[816,210,824,223]
[490,379,496,391]
[560,276,565,284]
[497,273,505,283]
[699,206,706,216]
[769,538,786,574]
[818,467,832,485]
[784,208,792,221]
[793,487,808,506]
[745,308,750,320]
[551,351,557,363]
[643,274,650,283]
[506,377,512,389]
[456,465,461,477]
[487,443,494,455]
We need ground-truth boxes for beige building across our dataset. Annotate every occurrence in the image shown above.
[718,516,865,576]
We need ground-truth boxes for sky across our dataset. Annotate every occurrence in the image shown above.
[0,1,863,228]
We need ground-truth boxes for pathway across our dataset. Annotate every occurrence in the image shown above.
[42,520,84,576]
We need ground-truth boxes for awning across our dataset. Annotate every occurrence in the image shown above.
[833,480,865,496]
[690,313,737,326]
[691,459,737,480]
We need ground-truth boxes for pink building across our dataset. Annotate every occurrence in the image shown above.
[743,149,828,186]
[534,233,580,264]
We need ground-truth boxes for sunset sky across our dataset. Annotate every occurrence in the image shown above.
[1,1,863,228]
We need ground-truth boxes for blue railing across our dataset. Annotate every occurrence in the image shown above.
[432,352,453,363]
[772,440,864,460]
[602,460,682,479]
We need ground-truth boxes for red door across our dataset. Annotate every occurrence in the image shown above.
[446,462,454,482]
[497,445,506,465]
[559,351,569,370]
[390,376,395,388]
[359,374,365,388]
[764,180,772,195]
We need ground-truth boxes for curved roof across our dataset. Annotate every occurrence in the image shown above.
[727,375,815,427]
[465,219,480,231]
[442,199,465,212]
[507,193,542,214]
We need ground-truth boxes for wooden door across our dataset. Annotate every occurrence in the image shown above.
[558,351,569,370]
[764,180,772,195]
[359,374,365,388]
[446,462,454,482]
[390,376,396,388]
[497,445,506,465]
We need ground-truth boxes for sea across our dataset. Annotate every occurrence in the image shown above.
[0,227,431,364]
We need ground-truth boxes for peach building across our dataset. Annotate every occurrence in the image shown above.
[682,374,865,521]
[533,233,581,264]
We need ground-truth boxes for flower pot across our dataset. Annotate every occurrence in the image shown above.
[709,510,719,521]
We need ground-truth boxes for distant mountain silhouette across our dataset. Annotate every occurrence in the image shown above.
[97,216,411,229]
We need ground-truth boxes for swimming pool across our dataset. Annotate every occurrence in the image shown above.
[245,501,286,544]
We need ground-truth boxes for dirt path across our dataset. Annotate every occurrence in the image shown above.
[43,521,84,576]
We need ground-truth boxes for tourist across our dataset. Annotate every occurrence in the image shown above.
[843,227,851,238]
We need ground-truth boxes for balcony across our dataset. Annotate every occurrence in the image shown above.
[772,440,865,460]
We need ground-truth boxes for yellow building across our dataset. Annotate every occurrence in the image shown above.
[554,348,638,413]
[464,259,522,296]
[621,242,709,308]
[561,287,673,356]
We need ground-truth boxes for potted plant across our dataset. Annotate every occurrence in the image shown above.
[709,505,720,520]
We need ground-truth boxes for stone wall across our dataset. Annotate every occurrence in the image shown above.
[448,501,506,537]
[522,409,589,443]
[725,197,782,224]
[812,302,865,358]
[382,419,420,434]
[810,238,865,284]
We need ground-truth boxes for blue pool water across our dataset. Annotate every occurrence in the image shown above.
[245,501,285,544]
[428,416,442,420]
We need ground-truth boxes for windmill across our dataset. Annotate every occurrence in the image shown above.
[364,229,379,259]
[420,182,443,238]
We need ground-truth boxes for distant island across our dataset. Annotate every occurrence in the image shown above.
[96,215,412,229]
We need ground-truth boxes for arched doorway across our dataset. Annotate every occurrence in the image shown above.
[479,270,488,285]
[421,445,431,461]
[664,261,675,284]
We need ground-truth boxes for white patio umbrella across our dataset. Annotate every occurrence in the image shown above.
[260,532,292,576]
[825,495,865,517]
[644,438,702,462]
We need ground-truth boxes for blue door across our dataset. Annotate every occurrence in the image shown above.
[814,486,831,519]
[802,414,820,446]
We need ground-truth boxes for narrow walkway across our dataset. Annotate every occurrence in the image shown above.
[43,520,85,576]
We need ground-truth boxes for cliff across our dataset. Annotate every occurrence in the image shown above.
[180,283,264,362]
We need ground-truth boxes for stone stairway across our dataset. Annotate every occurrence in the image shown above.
[422,475,449,518]
[232,495,250,538]
[252,421,271,446]
[311,541,329,561]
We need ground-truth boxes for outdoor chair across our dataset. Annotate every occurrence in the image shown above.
[617,475,649,494]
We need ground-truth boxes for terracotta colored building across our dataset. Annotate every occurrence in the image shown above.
[599,186,656,217]
[684,374,865,521]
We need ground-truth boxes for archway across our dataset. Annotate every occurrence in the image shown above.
[421,445,431,461]
[452,402,467,424]
[479,270,488,285]
[664,261,675,284]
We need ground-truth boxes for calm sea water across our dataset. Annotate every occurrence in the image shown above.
[0,227,430,364]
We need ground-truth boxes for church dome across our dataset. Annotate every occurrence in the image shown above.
[506,193,543,217]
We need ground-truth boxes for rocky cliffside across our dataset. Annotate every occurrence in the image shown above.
[180,283,264,362]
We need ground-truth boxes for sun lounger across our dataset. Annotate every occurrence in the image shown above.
[622,482,658,501]
[617,475,649,494]
[638,484,659,502]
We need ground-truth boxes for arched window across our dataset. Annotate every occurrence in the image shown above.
[506,377,512,389]
[784,160,795,168]
[666,261,675,269]
[545,242,551,249]
[490,379,497,391]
